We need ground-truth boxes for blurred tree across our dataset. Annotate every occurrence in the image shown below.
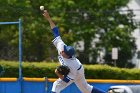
[0,0,137,68]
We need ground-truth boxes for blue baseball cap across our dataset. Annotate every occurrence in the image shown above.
[64,45,75,57]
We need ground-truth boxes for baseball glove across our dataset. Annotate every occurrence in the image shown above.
[56,65,70,75]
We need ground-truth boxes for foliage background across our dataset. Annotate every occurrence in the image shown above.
[0,0,137,68]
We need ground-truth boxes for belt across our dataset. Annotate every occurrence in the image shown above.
[77,65,82,70]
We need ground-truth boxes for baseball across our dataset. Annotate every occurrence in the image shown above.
[40,6,44,11]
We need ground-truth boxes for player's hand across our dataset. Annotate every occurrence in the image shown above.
[55,69,59,74]
[43,10,50,19]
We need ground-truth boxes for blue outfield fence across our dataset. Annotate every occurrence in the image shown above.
[0,78,140,93]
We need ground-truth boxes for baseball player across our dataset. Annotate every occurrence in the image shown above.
[43,10,106,93]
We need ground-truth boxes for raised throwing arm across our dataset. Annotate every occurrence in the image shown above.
[43,10,56,29]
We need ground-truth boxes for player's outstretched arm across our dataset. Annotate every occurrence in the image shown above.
[43,10,56,29]
[43,10,60,38]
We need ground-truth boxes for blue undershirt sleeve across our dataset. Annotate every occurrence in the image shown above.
[52,27,60,38]
[63,75,70,83]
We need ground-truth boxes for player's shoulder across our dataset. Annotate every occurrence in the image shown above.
[68,56,76,60]
[52,36,61,43]
[68,57,80,63]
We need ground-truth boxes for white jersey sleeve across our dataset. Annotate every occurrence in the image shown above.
[52,36,66,55]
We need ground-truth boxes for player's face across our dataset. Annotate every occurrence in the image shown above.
[60,51,69,58]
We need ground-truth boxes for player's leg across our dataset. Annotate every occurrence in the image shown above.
[75,75,93,93]
[51,78,73,93]
[74,67,93,93]
[75,75,106,93]
[75,67,106,93]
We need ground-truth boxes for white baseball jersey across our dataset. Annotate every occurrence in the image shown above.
[52,36,82,79]
[52,36,93,93]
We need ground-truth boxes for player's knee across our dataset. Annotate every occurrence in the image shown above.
[52,81,62,93]
[53,80,57,86]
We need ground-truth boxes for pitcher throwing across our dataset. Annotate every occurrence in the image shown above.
[42,10,106,93]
